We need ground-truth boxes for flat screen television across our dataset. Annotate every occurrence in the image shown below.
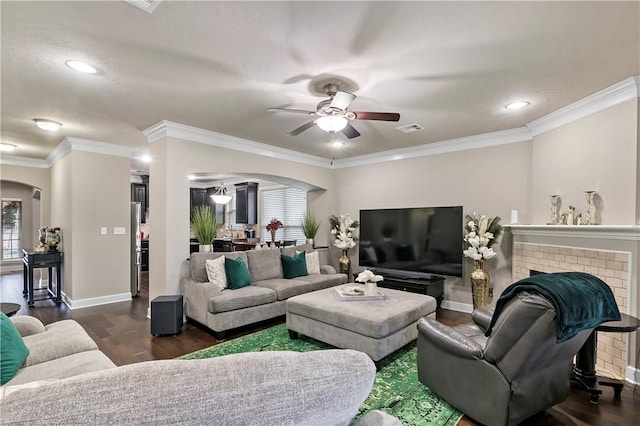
[358,206,463,278]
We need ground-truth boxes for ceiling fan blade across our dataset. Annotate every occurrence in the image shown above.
[352,111,400,122]
[341,123,361,139]
[286,121,316,136]
[329,91,356,111]
[267,108,316,115]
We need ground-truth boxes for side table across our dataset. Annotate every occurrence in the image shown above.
[571,312,640,403]
[22,249,63,306]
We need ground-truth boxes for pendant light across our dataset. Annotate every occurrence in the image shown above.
[210,182,232,205]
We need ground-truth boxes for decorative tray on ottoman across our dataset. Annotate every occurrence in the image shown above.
[335,284,385,301]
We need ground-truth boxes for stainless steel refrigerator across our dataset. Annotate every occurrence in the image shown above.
[131,202,142,297]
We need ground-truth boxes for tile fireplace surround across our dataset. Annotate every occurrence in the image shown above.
[508,225,640,384]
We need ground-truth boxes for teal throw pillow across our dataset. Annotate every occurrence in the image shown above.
[1,312,30,385]
[281,251,308,279]
[225,257,251,289]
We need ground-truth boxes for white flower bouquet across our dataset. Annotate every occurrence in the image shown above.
[355,269,384,284]
[329,214,359,251]
[462,213,503,262]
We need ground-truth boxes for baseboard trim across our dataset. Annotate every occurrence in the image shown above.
[441,300,474,313]
[65,292,132,310]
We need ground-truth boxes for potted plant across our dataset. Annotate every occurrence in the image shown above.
[191,205,220,253]
[301,212,320,247]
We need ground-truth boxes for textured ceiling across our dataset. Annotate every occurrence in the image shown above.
[1,1,639,161]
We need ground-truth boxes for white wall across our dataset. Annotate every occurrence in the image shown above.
[0,181,38,252]
[49,151,131,305]
[335,141,533,305]
[532,99,638,225]
[149,136,336,303]
[0,164,50,228]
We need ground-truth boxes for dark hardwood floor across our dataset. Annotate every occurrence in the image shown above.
[1,271,638,425]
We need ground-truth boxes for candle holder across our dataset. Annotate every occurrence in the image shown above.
[549,195,561,225]
[584,191,597,225]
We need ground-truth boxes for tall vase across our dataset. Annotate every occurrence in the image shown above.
[270,230,276,245]
[471,260,490,309]
[339,249,351,279]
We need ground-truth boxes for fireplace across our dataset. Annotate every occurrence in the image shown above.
[509,225,639,383]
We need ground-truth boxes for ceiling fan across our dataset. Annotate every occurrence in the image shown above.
[267,83,400,139]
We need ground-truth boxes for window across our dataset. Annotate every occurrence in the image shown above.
[261,188,307,245]
[2,199,22,260]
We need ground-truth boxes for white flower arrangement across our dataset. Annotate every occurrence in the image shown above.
[329,214,360,251]
[462,213,503,262]
[355,269,384,284]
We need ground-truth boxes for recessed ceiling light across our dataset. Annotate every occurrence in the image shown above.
[140,155,152,163]
[505,101,530,110]
[331,141,346,148]
[0,143,17,152]
[188,175,196,180]
[33,119,62,132]
[65,60,98,74]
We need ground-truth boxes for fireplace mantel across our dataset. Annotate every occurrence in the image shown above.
[507,225,640,240]
[507,224,640,383]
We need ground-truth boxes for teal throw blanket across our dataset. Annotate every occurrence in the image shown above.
[485,272,621,342]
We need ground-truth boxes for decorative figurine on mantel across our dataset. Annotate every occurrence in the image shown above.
[566,206,576,225]
[548,195,561,225]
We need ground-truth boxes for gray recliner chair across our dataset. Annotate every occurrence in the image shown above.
[417,291,593,426]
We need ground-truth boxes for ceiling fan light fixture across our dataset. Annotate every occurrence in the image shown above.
[316,115,348,133]
[33,119,62,132]
[211,183,232,205]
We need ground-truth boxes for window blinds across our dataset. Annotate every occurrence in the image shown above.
[261,188,307,245]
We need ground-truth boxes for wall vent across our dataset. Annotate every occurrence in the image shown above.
[396,123,425,134]
[125,0,162,14]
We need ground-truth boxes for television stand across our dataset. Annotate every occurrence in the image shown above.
[374,273,445,308]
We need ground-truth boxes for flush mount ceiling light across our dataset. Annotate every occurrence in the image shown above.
[210,182,232,205]
[505,101,530,110]
[33,119,62,131]
[0,143,17,152]
[65,60,98,74]
[316,115,348,133]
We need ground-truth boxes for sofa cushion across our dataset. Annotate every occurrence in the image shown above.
[4,350,116,386]
[1,313,30,385]
[205,256,228,290]
[303,250,321,275]
[281,243,312,257]
[22,320,98,367]
[292,273,347,290]
[246,249,283,281]
[208,286,277,314]
[281,252,308,279]
[190,252,247,283]
[252,278,315,301]
[225,257,251,289]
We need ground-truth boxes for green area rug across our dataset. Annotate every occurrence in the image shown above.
[180,324,462,426]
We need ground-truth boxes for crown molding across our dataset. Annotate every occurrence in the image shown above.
[527,75,639,137]
[332,127,532,168]
[0,154,49,168]
[47,137,137,167]
[143,120,332,169]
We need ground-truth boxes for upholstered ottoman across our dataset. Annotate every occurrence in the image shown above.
[286,286,437,361]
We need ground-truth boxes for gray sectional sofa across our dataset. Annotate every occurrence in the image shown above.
[182,244,348,339]
[1,315,401,425]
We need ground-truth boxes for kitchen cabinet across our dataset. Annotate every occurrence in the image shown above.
[131,183,147,223]
[234,182,258,224]
[141,239,149,272]
[190,187,225,223]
